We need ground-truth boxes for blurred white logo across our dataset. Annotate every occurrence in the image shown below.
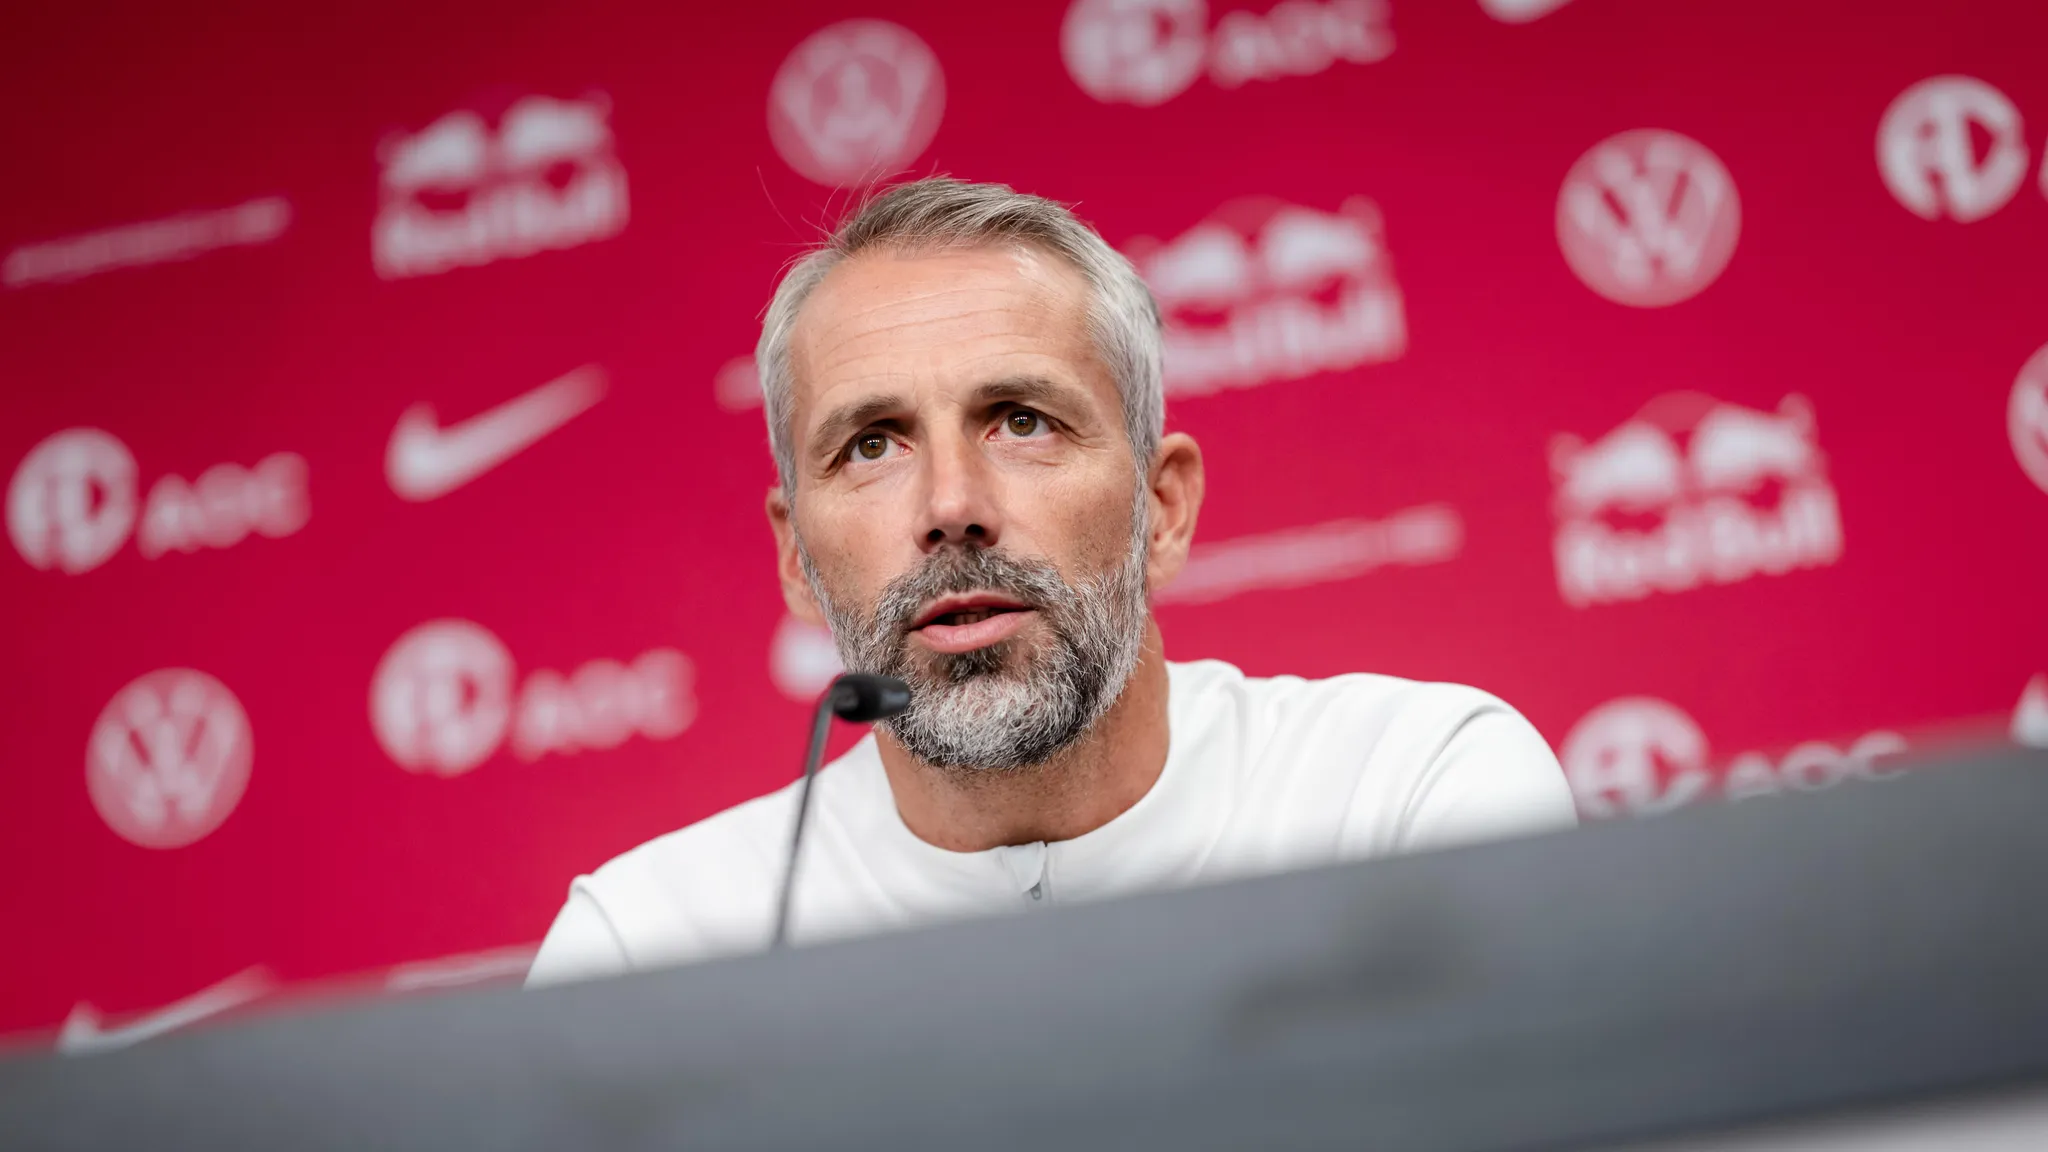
[2010,341,2048,497]
[1478,0,1572,23]
[769,20,945,187]
[87,669,254,849]
[1550,393,1843,608]
[373,93,627,280]
[7,429,137,573]
[8,428,307,575]
[370,620,516,776]
[384,945,540,993]
[1877,76,2029,223]
[59,967,273,1056]
[1562,697,1906,819]
[770,614,845,702]
[387,366,606,501]
[715,355,763,412]
[1157,504,1461,605]
[1557,129,1740,308]
[2016,674,2048,749]
[4,198,290,290]
[1062,0,1392,107]
[1062,0,1208,106]
[371,619,696,776]
[1127,195,1406,396]
[1559,697,1712,820]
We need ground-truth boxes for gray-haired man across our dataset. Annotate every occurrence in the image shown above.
[527,177,1575,985]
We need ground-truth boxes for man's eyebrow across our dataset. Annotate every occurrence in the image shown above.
[810,393,909,457]
[965,375,1087,410]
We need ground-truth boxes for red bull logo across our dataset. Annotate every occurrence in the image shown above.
[1125,196,1406,397]
[1560,697,1907,820]
[372,93,627,280]
[1549,393,1843,607]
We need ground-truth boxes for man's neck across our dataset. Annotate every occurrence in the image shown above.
[874,620,1171,853]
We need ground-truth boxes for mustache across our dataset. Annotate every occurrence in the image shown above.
[872,545,1075,635]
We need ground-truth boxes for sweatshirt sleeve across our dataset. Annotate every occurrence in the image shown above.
[1389,701,1581,855]
[524,880,632,989]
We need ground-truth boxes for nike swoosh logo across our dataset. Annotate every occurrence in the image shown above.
[57,967,272,1056]
[1479,0,1573,22]
[386,365,607,501]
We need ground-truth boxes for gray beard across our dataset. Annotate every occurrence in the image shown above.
[797,501,1150,773]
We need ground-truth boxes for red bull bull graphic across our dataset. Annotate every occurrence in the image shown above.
[1124,196,1406,397]
[1560,697,1908,821]
[372,94,628,281]
[1549,393,1843,607]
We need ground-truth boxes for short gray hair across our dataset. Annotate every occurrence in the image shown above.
[755,177,1164,495]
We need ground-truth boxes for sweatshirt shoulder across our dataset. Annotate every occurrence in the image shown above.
[587,783,797,897]
[570,781,801,966]
[1175,658,1511,737]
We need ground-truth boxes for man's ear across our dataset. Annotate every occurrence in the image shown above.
[765,485,828,627]
[1144,431,1204,594]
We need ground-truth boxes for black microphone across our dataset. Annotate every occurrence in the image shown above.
[772,672,912,949]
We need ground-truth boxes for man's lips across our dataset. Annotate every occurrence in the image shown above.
[909,593,1036,654]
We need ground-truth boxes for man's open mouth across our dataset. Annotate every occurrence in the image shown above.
[925,606,1022,626]
[912,593,1033,630]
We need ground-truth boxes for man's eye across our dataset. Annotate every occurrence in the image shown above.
[1002,409,1046,438]
[850,433,897,462]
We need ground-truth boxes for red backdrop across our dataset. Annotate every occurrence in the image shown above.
[3,0,2045,1044]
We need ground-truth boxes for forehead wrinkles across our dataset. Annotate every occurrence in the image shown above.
[790,246,1094,394]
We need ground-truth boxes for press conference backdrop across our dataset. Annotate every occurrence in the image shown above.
[1,0,2044,1044]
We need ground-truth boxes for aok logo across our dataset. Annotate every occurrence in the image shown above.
[1549,393,1843,608]
[769,20,945,187]
[1877,76,2047,223]
[2011,341,2048,498]
[1062,0,1393,108]
[369,619,696,777]
[7,428,308,575]
[1557,129,1740,308]
[1559,697,1907,821]
[87,669,254,849]
[1125,196,1406,397]
[373,93,627,280]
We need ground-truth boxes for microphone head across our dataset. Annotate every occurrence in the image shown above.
[828,673,912,723]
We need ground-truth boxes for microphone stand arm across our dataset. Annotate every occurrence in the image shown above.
[772,688,841,950]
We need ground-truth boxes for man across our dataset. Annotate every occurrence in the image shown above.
[526,177,1576,986]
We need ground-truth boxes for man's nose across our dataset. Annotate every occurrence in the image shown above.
[918,430,1000,552]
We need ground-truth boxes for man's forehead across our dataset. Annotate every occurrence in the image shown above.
[788,244,1097,408]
